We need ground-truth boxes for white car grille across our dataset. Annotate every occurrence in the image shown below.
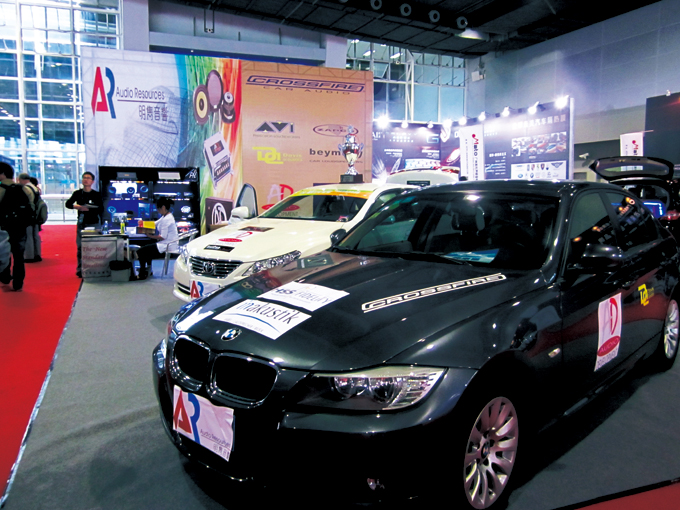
[189,256,242,279]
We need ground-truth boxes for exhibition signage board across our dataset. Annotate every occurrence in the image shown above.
[371,124,442,180]
[82,48,373,232]
[371,100,572,181]
[620,132,644,156]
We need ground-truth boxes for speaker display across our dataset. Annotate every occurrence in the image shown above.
[193,85,209,125]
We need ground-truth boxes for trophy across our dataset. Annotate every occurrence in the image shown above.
[339,127,364,183]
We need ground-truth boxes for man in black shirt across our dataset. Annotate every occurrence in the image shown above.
[65,171,103,278]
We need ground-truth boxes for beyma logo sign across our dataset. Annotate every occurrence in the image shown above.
[92,67,116,118]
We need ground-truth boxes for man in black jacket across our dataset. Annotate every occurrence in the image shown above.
[65,171,103,278]
[0,162,34,291]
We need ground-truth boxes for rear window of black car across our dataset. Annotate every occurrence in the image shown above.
[335,192,559,270]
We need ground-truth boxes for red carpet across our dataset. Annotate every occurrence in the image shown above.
[0,225,80,498]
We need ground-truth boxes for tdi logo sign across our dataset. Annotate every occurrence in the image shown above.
[256,122,294,134]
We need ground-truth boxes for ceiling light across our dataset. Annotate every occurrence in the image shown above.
[391,52,401,59]
[427,121,433,128]
[502,106,511,117]
[458,29,488,41]
[478,111,486,121]
[459,116,467,125]
[401,120,408,128]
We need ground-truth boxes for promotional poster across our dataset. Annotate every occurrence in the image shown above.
[83,49,373,232]
[371,124,441,181]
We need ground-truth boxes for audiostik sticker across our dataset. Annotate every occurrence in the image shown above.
[362,273,507,313]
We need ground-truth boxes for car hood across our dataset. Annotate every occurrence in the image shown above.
[176,251,547,372]
[187,218,347,261]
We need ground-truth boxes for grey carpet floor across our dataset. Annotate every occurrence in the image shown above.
[4,263,680,509]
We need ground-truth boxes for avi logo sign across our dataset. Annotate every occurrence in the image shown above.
[256,121,294,134]
[91,67,116,118]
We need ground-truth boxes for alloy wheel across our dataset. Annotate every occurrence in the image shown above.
[463,396,519,509]
[664,299,679,359]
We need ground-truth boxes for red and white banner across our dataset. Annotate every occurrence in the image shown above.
[459,125,485,181]
[620,132,644,156]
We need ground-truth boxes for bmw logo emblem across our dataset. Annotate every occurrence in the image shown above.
[202,261,216,274]
[221,328,241,341]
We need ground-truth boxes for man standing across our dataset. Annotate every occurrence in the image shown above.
[65,171,103,278]
[18,172,42,262]
[0,162,34,291]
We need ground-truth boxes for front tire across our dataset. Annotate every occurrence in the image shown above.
[463,395,519,509]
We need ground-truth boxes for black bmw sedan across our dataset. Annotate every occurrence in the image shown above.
[153,179,680,509]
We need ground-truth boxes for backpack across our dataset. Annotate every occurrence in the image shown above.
[33,189,48,225]
[0,183,33,229]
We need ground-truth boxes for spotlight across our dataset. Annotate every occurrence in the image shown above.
[376,115,390,129]
[429,10,440,23]
[528,101,539,115]
[427,121,433,128]
[370,0,382,10]
[478,111,486,121]
[443,118,453,128]
[401,120,408,128]
[502,106,510,117]
[400,3,411,16]
[667,90,672,96]
[555,96,569,109]
[456,16,468,29]
[459,116,467,126]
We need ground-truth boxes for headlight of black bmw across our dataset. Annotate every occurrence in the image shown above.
[296,366,445,411]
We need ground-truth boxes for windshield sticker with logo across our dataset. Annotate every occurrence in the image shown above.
[292,189,373,199]
[445,249,499,264]
[214,299,311,340]
[595,293,622,371]
[261,282,349,311]
[362,273,507,313]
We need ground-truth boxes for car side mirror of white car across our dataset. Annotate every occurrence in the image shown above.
[230,206,251,224]
[330,229,347,245]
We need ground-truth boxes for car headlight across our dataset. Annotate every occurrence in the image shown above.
[242,250,301,277]
[178,245,189,264]
[297,366,445,411]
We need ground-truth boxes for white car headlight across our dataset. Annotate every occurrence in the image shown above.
[297,366,445,411]
[242,250,301,277]
[178,245,189,264]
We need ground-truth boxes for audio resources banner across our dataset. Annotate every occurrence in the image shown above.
[82,48,374,231]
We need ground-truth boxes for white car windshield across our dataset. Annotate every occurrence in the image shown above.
[260,193,368,222]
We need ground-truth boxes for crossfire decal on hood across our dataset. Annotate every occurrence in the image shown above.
[361,273,507,313]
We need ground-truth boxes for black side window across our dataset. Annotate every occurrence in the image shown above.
[568,193,617,262]
[607,192,659,248]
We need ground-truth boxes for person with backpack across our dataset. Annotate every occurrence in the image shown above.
[0,162,35,291]
[65,171,103,278]
[18,172,43,262]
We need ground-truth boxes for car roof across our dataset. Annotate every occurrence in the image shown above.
[406,179,618,198]
[293,182,414,195]
[589,156,674,181]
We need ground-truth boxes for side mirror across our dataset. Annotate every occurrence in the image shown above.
[330,229,347,245]
[229,206,251,223]
[578,243,623,270]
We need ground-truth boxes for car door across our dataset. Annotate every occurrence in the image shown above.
[559,191,632,402]
[604,190,671,357]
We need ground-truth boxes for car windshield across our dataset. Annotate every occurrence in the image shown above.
[335,191,559,270]
[260,192,368,222]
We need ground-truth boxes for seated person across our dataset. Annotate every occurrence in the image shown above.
[135,197,178,280]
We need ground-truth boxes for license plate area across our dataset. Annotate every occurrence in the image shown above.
[173,386,234,461]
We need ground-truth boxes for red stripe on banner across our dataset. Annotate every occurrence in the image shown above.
[0,225,80,497]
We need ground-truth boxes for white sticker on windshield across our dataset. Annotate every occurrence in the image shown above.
[261,282,349,311]
[214,299,310,339]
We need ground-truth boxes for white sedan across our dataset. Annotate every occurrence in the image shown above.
[173,183,415,301]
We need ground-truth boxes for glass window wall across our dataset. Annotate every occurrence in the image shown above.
[0,0,120,215]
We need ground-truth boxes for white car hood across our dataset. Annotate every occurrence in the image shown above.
[188,217,345,261]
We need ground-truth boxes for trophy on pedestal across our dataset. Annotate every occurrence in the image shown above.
[339,127,364,183]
